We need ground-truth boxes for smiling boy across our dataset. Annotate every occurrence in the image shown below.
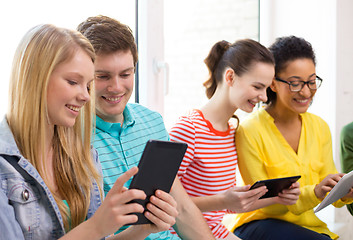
[77,15,216,240]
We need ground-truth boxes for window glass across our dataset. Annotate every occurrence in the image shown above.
[0,0,135,116]
[163,0,259,129]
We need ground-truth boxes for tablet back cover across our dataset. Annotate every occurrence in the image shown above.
[315,170,353,213]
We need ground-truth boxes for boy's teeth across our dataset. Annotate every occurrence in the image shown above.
[106,97,119,101]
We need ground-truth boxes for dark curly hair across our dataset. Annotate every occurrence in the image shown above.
[266,36,316,104]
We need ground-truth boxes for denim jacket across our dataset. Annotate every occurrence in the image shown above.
[0,117,104,240]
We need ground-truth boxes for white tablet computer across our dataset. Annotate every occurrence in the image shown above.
[315,170,353,213]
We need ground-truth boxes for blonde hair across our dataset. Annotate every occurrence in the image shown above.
[7,24,100,231]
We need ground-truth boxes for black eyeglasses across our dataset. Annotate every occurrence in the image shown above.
[275,76,323,92]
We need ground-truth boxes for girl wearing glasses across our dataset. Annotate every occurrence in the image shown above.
[229,36,353,240]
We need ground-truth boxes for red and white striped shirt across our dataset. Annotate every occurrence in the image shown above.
[169,109,237,239]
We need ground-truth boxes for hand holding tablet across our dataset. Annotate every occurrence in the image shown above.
[315,170,353,213]
[250,175,301,199]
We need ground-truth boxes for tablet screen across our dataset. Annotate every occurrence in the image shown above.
[250,175,301,199]
[129,139,187,224]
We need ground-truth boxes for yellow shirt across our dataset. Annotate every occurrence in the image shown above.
[227,108,348,239]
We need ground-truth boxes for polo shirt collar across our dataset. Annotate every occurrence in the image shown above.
[95,116,120,135]
[95,104,136,134]
[123,104,135,127]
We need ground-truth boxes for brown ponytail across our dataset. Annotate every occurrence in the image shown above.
[203,40,230,99]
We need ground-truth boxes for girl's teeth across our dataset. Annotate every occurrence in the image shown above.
[68,105,79,112]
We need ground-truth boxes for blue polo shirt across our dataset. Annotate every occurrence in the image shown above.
[93,103,180,240]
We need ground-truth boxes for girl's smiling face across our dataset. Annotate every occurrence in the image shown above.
[271,58,317,114]
[230,62,274,113]
[47,48,94,127]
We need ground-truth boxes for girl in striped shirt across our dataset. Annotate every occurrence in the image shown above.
[169,39,300,239]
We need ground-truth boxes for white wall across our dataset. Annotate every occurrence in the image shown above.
[260,0,353,239]
[336,0,353,162]
[335,1,353,239]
